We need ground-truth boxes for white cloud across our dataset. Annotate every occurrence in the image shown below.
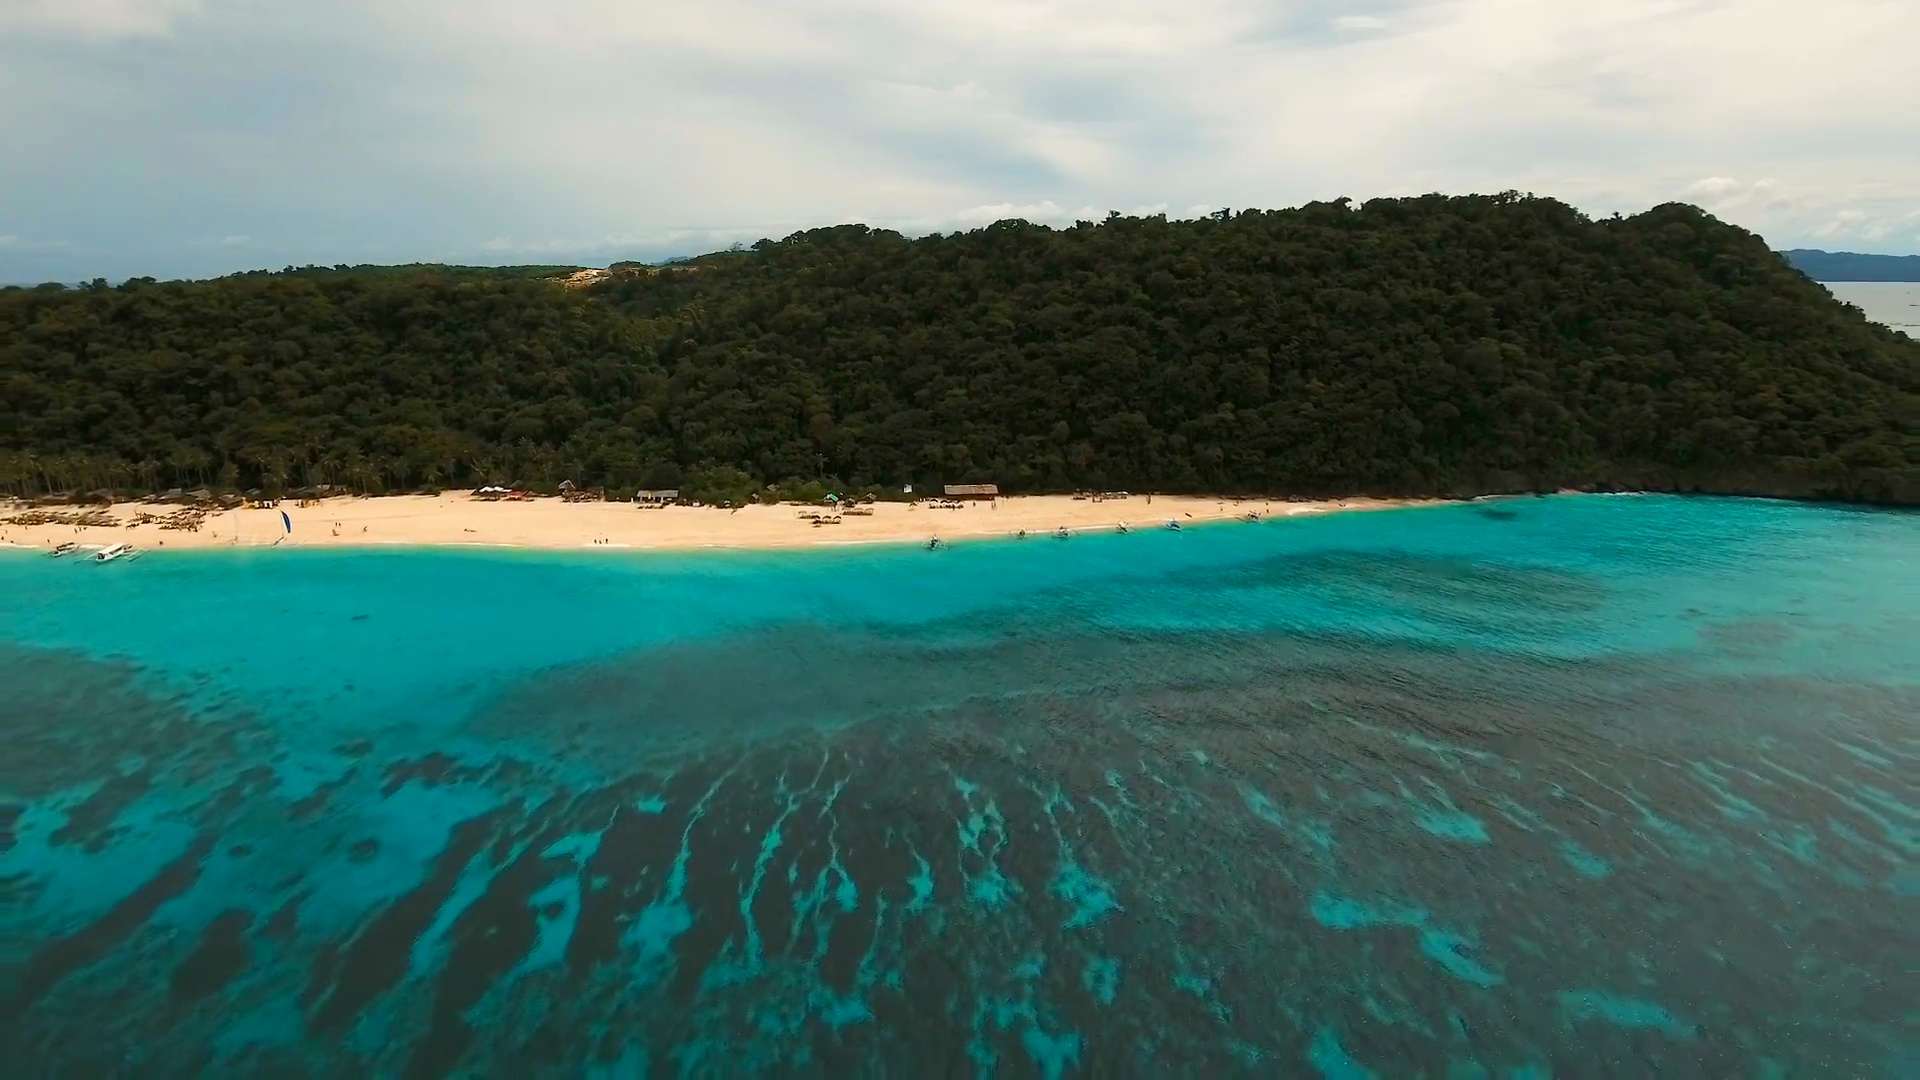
[1679,176,1919,250]
[1685,177,1747,204]
[0,233,68,253]
[2,0,1918,280]
[0,0,211,39]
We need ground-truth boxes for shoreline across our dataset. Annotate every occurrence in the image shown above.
[0,493,1442,556]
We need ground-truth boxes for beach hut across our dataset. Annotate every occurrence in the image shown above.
[634,489,680,507]
[943,483,999,501]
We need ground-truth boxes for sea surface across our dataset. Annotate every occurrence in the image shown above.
[1825,280,1920,334]
[4,496,1915,1077]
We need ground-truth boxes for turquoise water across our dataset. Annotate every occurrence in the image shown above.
[4,495,1915,1076]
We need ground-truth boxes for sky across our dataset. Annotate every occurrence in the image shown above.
[3,0,1916,283]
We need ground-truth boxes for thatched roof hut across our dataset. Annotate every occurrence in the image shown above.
[943,483,999,499]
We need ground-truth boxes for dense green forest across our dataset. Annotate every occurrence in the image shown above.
[1782,249,1920,283]
[4,194,1916,505]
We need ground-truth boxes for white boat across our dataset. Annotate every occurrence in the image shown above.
[49,542,78,557]
[1164,519,1183,531]
[1116,522,1131,534]
[91,543,133,562]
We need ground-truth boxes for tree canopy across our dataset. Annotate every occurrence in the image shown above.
[4,194,1916,505]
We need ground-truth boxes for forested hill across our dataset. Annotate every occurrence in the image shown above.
[4,195,1917,505]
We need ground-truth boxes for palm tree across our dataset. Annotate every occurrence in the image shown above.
[515,438,536,483]
[236,448,263,492]
[168,446,196,489]
[263,453,290,496]
[301,439,323,489]
[0,452,27,496]
[470,455,498,487]
[190,449,213,488]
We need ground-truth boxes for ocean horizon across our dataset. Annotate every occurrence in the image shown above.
[5,494,1914,1076]
[1825,280,1920,334]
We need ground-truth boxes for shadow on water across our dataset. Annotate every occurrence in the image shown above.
[5,608,1915,1077]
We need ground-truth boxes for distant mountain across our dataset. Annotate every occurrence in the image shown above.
[1781,249,1920,282]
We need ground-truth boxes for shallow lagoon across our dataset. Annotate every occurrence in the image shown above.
[4,495,1915,1076]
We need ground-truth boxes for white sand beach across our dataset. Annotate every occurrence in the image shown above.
[1,492,1436,554]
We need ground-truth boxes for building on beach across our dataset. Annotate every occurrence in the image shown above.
[943,483,999,500]
[634,489,681,506]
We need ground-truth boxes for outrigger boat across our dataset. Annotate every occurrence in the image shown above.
[49,542,79,557]
[1164,519,1183,531]
[91,543,138,562]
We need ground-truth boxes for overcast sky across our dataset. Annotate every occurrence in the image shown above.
[3,0,1915,282]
